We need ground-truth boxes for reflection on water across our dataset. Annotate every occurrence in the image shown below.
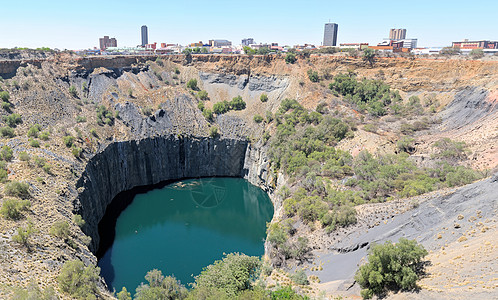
[98,177,273,293]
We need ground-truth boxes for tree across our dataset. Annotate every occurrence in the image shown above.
[193,253,261,297]
[134,269,188,300]
[362,48,376,66]
[12,220,37,247]
[117,287,132,300]
[58,260,100,300]
[354,238,428,299]
[5,181,30,198]
[470,48,484,59]
[1,198,31,220]
[183,48,192,64]
[229,95,246,110]
[243,46,256,55]
[285,52,297,64]
[307,69,319,82]
[440,47,460,56]
[197,90,208,100]
[49,220,70,240]
[257,47,270,55]
[253,115,263,123]
[260,94,268,102]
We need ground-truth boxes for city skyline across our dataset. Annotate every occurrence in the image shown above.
[1,0,497,50]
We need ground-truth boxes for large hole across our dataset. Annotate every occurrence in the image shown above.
[96,177,273,292]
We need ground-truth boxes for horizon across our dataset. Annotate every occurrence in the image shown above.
[1,0,497,50]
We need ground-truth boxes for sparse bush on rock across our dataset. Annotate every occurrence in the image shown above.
[58,260,100,300]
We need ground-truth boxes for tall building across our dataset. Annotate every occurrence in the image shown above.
[389,29,406,40]
[141,25,148,47]
[99,36,117,50]
[323,23,338,47]
[242,38,254,46]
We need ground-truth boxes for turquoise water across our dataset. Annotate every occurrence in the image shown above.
[98,177,273,293]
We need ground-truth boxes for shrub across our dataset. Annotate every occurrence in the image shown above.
[1,145,13,161]
[253,115,264,123]
[355,238,428,299]
[27,124,41,137]
[134,269,187,300]
[58,260,100,300]
[63,135,74,147]
[271,286,304,300]
[90,128,98,138]
[0,126,15,137]
[197,90,209,100]
[213,101,230,114]
[291,269,309,285]
[76,116,86,123]
[96,105,114,126]
[432,138,468,162]
[69,85,77,97]
[5,181,30,198]
[193,253,261,297]
[11,281,57,300]
[72,146,82,158]
[0,90,9,102]
[29,138,40,148]
[0,198,31,220]
[39,131,50,140]
[18,151,30,161]
[34,156,45,168]
[174,67,180,74]
[202,109,213,121]
[260,94,268,102]
[470,49,484,59]
[363,124,377,133]
[209,126,219,138]
[229,95,246,110]
[141,106,153,116]
[73,214,85,227]
[397,136,415,153]
[116,287,132,300]
[266,110,273,123]
[49,220,70,239]
[186,78,198,90]
[4,113,22,127]
[197,101,205,111]
[285,52,297,64]
[1,101,11,110]
[12,221,36,246]
[307,69,319,82]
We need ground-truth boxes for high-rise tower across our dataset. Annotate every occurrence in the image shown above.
[323,23,338,47]
[141,25,148,47]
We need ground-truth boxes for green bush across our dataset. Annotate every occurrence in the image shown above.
[11,281,57,300]
[18,151,30,161]
[34,156,45,168]
[1,145,13,161]
[307,69,319,82]
[49,220,70,239]
[260,94,268,102]
[89,128,98,138]
[134,269,187,300]
[0,90,9,102]
[186,78,198,90]
[291,269,309,285]
[116,287,132,300]
[12,221,36,247]
[1,101,11,110]
[202,108,213,121]
[470,48,484,59]
[432,138,468,162]
[96,105,114,126]
[397,136,415,153]
[58,260,100,300]
[355,238,427,299]
[5,181,30,198]
[197,90,209,100]
[73,214,85,227]
[285,52,297,64]
[271,286,305,300]
[209,126,219,138]
[0,198,31,220]
[69,85,77,97]
[193,253,261,297]
[0,126,15,137]
[27,124,41,137]
[213,101,230,114]
[230,95,246,110]
[76,116,87,123]
[142,106,153,116]
[29,138,40,148]
[197,101,205,111]
[39,131,50,140]
[63,135,74,147]
[4,113,22,127]
[72,146,82,158]
[253,115,264,123]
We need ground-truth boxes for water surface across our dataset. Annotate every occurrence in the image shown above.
[98,177,273,292]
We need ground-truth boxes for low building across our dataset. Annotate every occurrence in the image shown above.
[339,43,369,50]
[242,38,254,46]
[209,39,232,47]
[452,40,498,49]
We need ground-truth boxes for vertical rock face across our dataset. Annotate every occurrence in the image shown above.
[76,135,250,252]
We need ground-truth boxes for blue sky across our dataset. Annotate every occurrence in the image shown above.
[1,0,496,49]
